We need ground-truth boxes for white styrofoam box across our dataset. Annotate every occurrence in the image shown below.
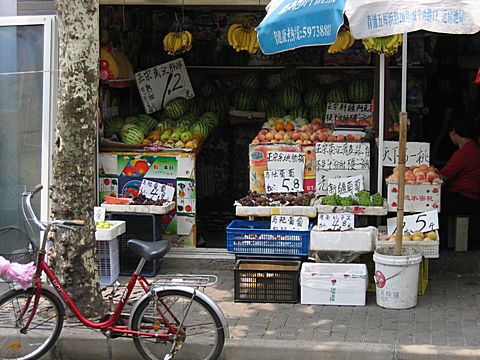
[235,205,317,218]
[95,221,126,241]
[300,263,368,306]
[310,226,378,252]
[96,239,120,286]
[387,183,441,213]
[101,202,175,214]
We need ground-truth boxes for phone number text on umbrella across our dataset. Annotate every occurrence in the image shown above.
[273,24,333,45]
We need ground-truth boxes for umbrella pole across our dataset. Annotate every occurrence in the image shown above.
[395,113,408,256]
[377,54,386,194]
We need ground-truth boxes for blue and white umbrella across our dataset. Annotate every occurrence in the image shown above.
[256,0,347,55]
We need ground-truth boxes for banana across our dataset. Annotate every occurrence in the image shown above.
[243,29,251,51]
[248,29,257,54]
[228,23,242,47]
[163,33,173,53]
[347,31,355,47]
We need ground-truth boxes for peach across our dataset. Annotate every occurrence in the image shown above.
[310,134,319,142]
[295,139,303,144]
[259,129,268,136]
[252,138,260,144]
[275,133,284,141]
[265,132,274,141]
[353,134,361,141]
[426,171,436,183]
[319,133,328,142]
[300,133,310,141]
[258,133,266,142]
[292,132,301,141]
[301,124,310,132]
[303,140,312,145]
[336,135,345,142]
[327,135,337,142]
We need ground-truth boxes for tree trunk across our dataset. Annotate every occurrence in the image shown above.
[50,0,105,316]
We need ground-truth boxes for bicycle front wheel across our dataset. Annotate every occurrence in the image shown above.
[0,287,65,360]
[131,289,225,360]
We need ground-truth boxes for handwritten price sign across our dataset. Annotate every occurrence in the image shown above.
[387,210,439,235]
[264,167,304,194]
[93,207,106,222]
[267,151,305,171]
[383,141,430,167]
[317,212,354,231]
[139,179,175,202]
[271,215,309,231]
[327,174,364,197]
[135,58,194,114]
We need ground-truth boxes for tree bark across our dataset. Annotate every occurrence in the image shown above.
[51,0,105,316]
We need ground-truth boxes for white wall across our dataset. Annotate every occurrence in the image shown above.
[0,0,16,16]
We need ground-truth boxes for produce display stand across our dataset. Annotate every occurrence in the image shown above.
[95,220,126,286]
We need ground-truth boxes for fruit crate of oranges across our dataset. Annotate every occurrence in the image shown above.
[376,230,439,259]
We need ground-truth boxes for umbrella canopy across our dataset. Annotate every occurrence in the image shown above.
[256,0,347,55]
[345,0,480,39]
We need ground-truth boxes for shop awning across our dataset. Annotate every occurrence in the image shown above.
[345,0,480,39]
[256,0,347,55]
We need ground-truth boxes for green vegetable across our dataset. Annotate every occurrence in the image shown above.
[339,196,355,206]
[371,193,384,207]
[355,190,372,206]
[322,194,341,206]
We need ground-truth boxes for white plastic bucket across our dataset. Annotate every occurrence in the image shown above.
[373,247,422,309]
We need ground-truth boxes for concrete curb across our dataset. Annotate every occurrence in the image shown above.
[44,328,480,360]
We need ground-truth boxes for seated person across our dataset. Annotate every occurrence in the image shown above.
[439,117,480,215]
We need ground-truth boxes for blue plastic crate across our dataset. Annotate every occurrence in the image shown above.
[226,220,311,256]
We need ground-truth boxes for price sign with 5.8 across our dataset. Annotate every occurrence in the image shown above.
[317,212,354,231]
[264,167,304,194]
[387,210,439,235]
[271,215,309,231]
[139,179,175,202]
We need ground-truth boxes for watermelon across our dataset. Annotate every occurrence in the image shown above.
[310,104,326,120]
[347,79,373,103]
[191,121,210,138]
[290,107,309,120]
[278,87,302,110]
[164,98,188,120]
[231,89,256,111]
[200,81,219,98]
[284,77,303,92]
[239,73,260,89]
[187,97,205,117]
[136,114,158,131]
[120,124,144,144]
[256,92,272,113]
[325,86,348,104]
[124,115,139,124]
[205,96,228,119]
[304,87,325,108]
[200,112,219,129]
[104,116,125,138]
[266,105,286,118]
[157,118,175,132]
[129,119,150,136]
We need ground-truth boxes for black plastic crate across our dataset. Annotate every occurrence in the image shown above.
[234,259,300,303]
[107,213,164,276]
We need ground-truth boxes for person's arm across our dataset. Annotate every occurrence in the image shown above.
[439,149,466,180]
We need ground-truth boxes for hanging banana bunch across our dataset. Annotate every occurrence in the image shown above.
[227,23,259,55]
[362,34,403,57]
[163,30,193,56]
[327,30,355,54]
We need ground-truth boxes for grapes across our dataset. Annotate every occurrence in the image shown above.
[130,194,168,206]
[237,191,315,206]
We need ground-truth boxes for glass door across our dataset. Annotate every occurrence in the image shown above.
[0,16,57,251]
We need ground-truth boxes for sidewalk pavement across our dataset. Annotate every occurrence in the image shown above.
[43,250,480,359]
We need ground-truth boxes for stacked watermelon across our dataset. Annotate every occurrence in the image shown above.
[104,116,125,138]
[104,113,157,144]
[164,98,188,120]
[120,123,144,144]
[347,79,373,103]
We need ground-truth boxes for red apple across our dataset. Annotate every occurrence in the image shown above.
[346,133,354,141]
[426,171,436,183]
[310,134,319,142]
[319,133,328,142]
[327,135,337,142]
[336,135,345,142]
[258,133,266,142]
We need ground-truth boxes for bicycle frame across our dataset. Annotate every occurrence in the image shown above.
[18,186,184,341]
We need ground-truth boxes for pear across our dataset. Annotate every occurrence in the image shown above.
[426,231,437,241]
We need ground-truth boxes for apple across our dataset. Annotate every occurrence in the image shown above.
[265,132,274,141]
[415,171,426,182]
[295,139,303,144]
[275,133,284,141]
[252,138,260,144]
[278,130,285,136]
[311,120,322,131]
[292,132,301,141]
[283,133,292,141]
[259,129,268,136]
[301,124,310,132]
[336,135,345,142]
[353,134,361,141]
[303,140,312,145]
[346,133,354,141]
[327,135,337,142]
[310,134,319,142]
[258,133,266,142]
[319,133,328,142]
[270,129,278,135]
[426,171,436,183]
[300,133,310,141]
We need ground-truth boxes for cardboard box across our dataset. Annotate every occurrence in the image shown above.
[249,144,302,193]
[387,183,441,212]
[300,263,368,306]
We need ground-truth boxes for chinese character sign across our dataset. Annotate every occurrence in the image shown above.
[383,141,430,167]
[327,174,364,197]
[264,167,304,194]
[324,103,372,124]
[315,142,370,170]
[267,151,305,171]
[317,213,354,231]
[139,179,175,202]
[271,215,309,231]
[135,58,194,114]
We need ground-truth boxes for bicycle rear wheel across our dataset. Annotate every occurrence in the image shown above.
[131,289,225,360]
[0,287,64,360]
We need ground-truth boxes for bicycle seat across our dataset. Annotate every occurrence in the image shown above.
[127,239,170,261]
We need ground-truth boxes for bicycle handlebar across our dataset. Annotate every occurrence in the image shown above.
[32,184,43,195]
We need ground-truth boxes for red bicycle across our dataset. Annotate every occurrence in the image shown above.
[0,185,227,360]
